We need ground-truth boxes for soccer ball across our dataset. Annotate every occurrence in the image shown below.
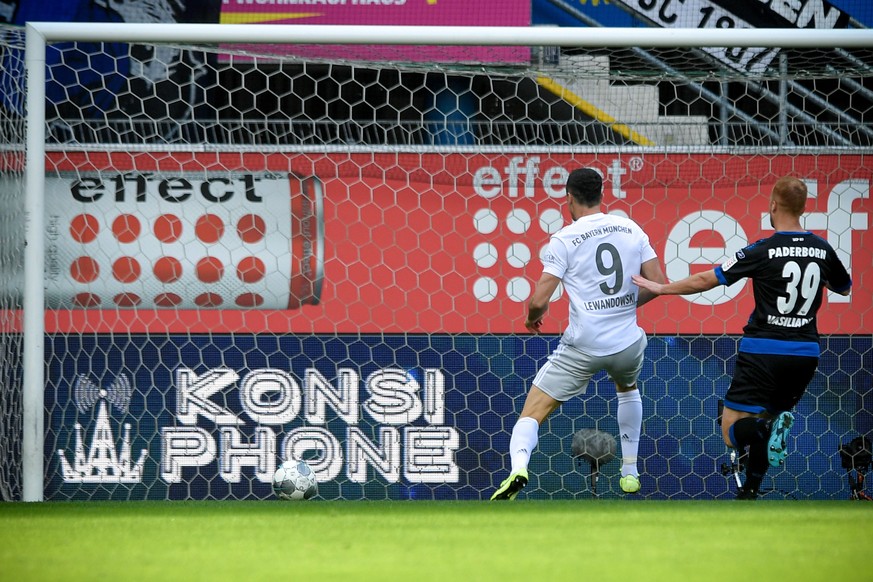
[272,460,318,500]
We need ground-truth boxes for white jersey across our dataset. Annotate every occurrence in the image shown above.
[542,212,657,356]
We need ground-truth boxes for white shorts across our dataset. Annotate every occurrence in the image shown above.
[532,333,648,401]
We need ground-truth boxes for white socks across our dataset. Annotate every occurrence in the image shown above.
[509,416,539,473]
[617,389,642,477]
[509,394,640,477]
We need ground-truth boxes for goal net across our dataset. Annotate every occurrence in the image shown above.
[1,23,871,501]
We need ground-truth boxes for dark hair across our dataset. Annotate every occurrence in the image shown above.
[566,168,603,206]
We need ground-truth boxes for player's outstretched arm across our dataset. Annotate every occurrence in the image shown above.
[632,269,720,297]
[525,273,561,333]
[825,281,852,296]
[637,257,666,307]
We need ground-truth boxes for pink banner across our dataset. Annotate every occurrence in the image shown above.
[218,0,531,63]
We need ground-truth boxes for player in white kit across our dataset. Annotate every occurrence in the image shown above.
[491,168,666,500]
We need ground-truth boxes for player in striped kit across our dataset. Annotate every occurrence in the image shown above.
[491,168,666,500]
[633,176,852,499]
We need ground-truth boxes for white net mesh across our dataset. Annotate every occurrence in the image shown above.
[1,25,871,500]
[0,26,25,501]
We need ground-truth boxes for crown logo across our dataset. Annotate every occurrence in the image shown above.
[58,374,147,483]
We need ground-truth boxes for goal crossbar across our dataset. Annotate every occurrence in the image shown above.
[26,22,873,47]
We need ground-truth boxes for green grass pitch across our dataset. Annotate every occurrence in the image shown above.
[1,500,870,581]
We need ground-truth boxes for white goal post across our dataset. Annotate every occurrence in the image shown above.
[13,22,873,502]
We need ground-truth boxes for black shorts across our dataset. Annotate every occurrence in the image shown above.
[724,351,818,415]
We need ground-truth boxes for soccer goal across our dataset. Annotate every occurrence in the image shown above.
[2,22,871,501]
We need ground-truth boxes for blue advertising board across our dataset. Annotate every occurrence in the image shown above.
[45,334,871,501]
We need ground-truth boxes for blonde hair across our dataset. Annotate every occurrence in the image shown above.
[772,177,807,216]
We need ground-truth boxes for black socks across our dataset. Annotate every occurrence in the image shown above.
[731,417,774,495]
[732,417,773,449]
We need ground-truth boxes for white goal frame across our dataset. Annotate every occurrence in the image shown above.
[22,22,873,501]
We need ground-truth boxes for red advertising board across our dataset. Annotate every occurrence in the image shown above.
[36,151,872,335]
